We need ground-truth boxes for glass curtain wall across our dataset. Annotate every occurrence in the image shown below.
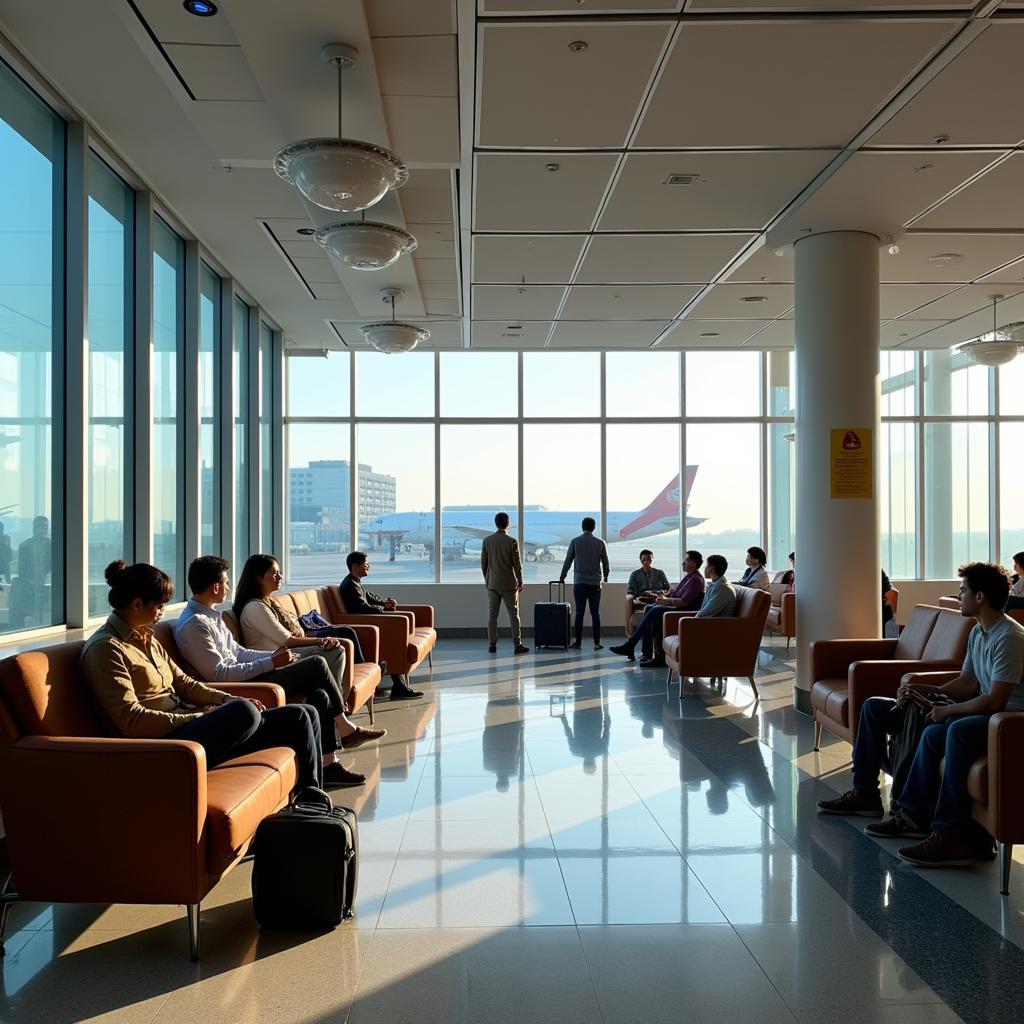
[233,296,249,571]
[199,263,219,555]
[86,155,132,615]
[0,61,63,634]
[259,320,274,552]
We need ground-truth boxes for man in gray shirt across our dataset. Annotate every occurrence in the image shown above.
[560,517,610,650]
[697,554,738,618]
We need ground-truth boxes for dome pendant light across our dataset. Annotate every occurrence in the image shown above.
[315,216,417,271]
[361,288,430,354]
[274,44,408,213]
[959,294,1024,367]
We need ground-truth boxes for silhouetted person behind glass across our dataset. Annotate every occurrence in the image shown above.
[0,521,11,583]
[558,681,610,774]
[482,681,525,792]
[10,515,51,628]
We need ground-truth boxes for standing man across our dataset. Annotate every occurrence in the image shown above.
[481,512,529,655]
[560,517,610,651]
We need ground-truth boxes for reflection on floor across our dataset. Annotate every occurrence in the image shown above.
[2,639,1021,1023]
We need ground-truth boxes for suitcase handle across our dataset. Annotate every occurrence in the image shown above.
[293,786,334,812]
[548,580,565,602]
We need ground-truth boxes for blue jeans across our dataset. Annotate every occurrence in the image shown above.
[851,696,906,796]
[168,699,323,790]
[898,715,990,839]
[573,584,601,644]
[305,624,365,663]
[625,604,670,658]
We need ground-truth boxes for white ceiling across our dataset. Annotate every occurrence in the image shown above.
[2,0,1024,351]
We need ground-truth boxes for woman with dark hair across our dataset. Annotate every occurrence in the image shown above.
[1005,552,1024,612]
[79,560,323,789]
[737,546,771,591]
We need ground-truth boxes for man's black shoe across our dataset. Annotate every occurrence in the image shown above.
[609,643,635,662]
[488,644,497,653]
[569,641,582,649]
[639,656,665,668]
[514,644,530,655]
[391,684,424,701]
[323,763,365,787]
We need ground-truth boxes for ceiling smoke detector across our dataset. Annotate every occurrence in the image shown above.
[315,221,417,271]
[274,44,408,213]
[360,288,430,354]
[664,173,699,186]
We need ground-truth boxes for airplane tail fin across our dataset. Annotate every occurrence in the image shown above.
[617,466,697,539]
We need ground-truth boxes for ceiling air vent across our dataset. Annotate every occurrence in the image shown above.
[665,173,699,186]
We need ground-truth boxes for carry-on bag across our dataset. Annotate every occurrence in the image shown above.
[251,787,358,929]
[534,580,571,650]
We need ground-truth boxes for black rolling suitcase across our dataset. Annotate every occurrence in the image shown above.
[251,787,358,929]
[534,580,571,650]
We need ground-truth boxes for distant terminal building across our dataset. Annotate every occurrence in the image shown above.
[288,460,395,550]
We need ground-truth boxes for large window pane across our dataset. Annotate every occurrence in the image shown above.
[440,352,518,417]
[924,348,991,416]
[605,352,680,418]
[441,425,518,582]
[199,264,219,555]
[606,424,681,582]
[924,422,990,577]
[1001,424,1024,569]
[766,351,794,569]
[766,350,795,418]
[523,353,600,418]
[287,351,349,417]
[686,424,763,580]
[152,218,183,580]
[87,156,131,617]
[0,65,62,634]
[522,424,600,584]
[259,321,274,551]
[686,352,760,417]
[233,296,249,571]
[356,352,434,417]
[882,351,917,416]
[357,424,433,582]
[999,357,1024,416]
[880,421,917,579]
[287,424,351,585]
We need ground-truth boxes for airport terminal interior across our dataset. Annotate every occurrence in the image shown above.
[3,1,1024,1022]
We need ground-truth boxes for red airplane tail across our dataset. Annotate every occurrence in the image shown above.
[618,466,697,539]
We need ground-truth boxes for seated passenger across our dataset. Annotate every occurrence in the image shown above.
[81,560,323,790]
[781,551,795,590]
[882,569,898,638]
[610,550,705,665]
[697,554,738,618]
[1005,551,1024,612]
[737,546,771,591]
[176,555,377,788]
[339,551,423,701]
[626,550,670,609]
[818,561,1024,867]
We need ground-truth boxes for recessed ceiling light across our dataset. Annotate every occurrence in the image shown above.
[296,227,316,236]
[183,0,218,15]
[739,295,768,303]
[928,252,964,267]
[568,40,588,53]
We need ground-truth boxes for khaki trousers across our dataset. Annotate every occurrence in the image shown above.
[487,588,522,645]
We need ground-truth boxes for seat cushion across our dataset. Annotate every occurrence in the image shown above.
[406,628,436,665]
[766,608,782,629]
[967,757,989,804]
[205,746,296,874]
[811,679,848,722]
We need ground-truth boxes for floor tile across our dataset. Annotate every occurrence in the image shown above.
[349,927,603,1024]
[579,923,797,1024]
[409,773,546,821]
[398,817,554,857]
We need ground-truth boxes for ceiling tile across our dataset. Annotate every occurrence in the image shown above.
[899,284,1024,322]
[870,24,1024,147]
[576,233,754,284]
[374,35,457,97]
[418,321,463,347]
[882,233,1024,283]
[312,283,355,301]
[421,281,459,300]
[425,298,461,316]
[598,151,834,232]
[472,235,587,284]
[978,256,1024,286]
[409,232,456,261]
[383,96,459,165]
[366,0,453,36]
[482,0,683,11]
[478,22,672,148]
[549,320,671,347]
[912,153,1024,231]
[636,19,952,148]
[163,44,263,101]
[472,321,552,348]
[741,319,793,348]
[400,188,453,224]
[473,284,568,320]
[659,319,770,347]
[474,153,619,232]
[133,0,241,44]
[292,257,340,285]
[686,283,794,319]
[279,238,324,259]
[767,151,997,247]
[415,259,458,283]
[560,285,700,320]
[879,284,960,319]
[724,245,795,284]
[685,0,972,9]
[880,319,946,347]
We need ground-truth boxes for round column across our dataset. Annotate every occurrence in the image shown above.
[794,230,880,712]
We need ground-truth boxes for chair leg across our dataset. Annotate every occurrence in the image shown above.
[367,694,375,725]
[0,871,18,956]
[187,903,201,962]
[665,667,673,688]
[1000,843,1013,896]
[813,722,822,752]
[747,675,760,700]
[428,650,433,669]
[786,636,791,654]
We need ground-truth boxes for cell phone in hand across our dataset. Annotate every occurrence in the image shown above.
[907,689,955,710]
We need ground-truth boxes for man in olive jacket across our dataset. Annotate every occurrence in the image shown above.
[481,511,529,655]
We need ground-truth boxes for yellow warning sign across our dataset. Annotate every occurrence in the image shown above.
[830,428,873,500]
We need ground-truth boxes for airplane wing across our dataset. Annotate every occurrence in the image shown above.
[450,525,494,541]
[451,524,563,549]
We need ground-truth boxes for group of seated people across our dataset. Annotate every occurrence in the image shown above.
[79,550,425,794]
[609,545,775,666]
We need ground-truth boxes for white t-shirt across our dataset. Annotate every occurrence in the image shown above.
[240,600,294,652]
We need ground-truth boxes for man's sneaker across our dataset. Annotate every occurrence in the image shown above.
[488,644,497,654]
[323,763,365,788]
[864,810,928,839]
[569,641,582,649]
[816,789,884,818]
[514,644,530,655]
[609,643,635,661]
[594,642,604,650]
[341,726,387,750]
[897,832,974,868]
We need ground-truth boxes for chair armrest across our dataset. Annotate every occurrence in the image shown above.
[811,639,898,681]
[351,624,380,663]
[781,592,796,632]
[328,613,412,671]
[665,610,697,635]
[988,712,1024,840]
[847,660,962,727]
[219,682,286,707]
[396,604,434,629]
[899,670,960,690]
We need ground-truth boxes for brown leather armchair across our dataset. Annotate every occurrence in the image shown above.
[661,586,772,699]
[765,582,796,652]
[810,605,972,751]
[0,641,293,961]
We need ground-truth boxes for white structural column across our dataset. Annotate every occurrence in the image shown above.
[794,231,881,711]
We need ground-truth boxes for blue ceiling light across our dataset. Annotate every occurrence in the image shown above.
[183,1,218,16]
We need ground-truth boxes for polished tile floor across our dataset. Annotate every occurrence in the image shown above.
[2,639,1023,1023]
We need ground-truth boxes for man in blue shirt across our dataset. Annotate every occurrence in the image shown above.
[818,561,1024,868]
